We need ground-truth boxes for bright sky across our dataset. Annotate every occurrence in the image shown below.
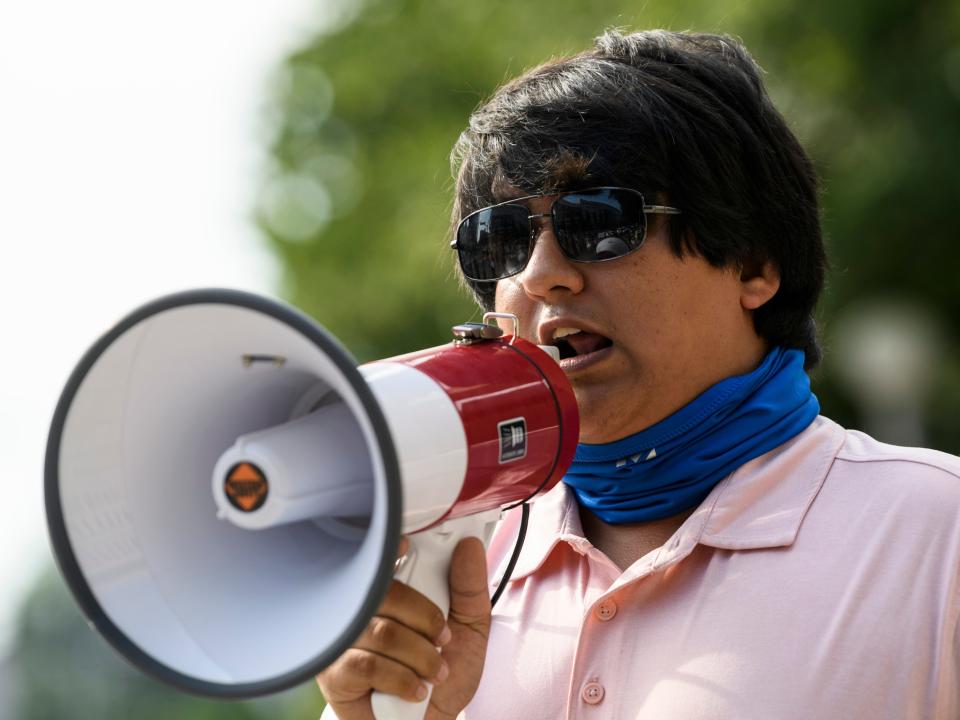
[0,0,331,656]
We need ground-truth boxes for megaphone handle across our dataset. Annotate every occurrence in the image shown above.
[370,509,502,720]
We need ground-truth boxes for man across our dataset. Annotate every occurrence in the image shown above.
[318,29,960,719]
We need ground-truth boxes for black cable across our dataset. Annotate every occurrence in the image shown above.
[490,502,530,609]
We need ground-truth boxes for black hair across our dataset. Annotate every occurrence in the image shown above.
[450,29,827,368]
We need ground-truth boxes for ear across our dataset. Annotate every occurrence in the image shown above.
[740,260,780,311]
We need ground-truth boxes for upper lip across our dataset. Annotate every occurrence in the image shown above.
[537,317,609,346]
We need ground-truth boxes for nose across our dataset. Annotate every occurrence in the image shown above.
[517,220,585,300]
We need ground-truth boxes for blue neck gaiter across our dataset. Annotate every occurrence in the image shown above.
[563,347,820,524]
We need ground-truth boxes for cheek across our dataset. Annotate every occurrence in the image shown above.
[493,278,523,313]
[493,279,539,339]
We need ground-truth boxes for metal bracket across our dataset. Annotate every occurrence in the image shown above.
[482,312,520,344]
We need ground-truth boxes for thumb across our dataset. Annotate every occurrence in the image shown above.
[423,537,491,720]
[447,536,490,629]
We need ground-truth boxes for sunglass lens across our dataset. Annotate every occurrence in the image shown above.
[553,189,646,261]
[457,204,531,281]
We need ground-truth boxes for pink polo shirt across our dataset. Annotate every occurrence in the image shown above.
[466,416,960,719]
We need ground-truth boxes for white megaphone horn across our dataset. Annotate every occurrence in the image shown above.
[45,289,578,719]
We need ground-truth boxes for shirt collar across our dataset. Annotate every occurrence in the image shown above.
[506,416,846,581]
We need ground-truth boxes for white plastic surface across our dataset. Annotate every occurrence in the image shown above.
[370,510,501,720]
[212,401,373,529]
[57,303,393,684]
[536,343,561,362]
[359,362,468,533]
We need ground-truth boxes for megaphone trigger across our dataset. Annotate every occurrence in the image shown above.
[371,509,502,720]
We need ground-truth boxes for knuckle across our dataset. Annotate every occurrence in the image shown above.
[348,649,380,679]
[369,617,395,646]
[315,658,343,689]
[384,579,406,605]
[314,670,330,692]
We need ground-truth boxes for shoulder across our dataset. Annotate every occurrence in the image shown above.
[837,427,960,474]
[785,422,960,609]
[833,426,960,485]
[821,421,960,524]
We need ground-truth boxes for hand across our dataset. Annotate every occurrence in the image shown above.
[317,536,491,720]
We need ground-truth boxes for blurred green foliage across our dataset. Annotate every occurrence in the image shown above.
[11,0,960,718]
[9,570,320,719]
[259,0,960,450]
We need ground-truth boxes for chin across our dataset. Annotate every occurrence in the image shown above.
[571,383,658,444]
[571,395,624,444]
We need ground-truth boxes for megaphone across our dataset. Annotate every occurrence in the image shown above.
[45,289,578,718]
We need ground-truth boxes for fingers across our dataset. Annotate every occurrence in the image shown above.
[317,577,450,715]
[379,579,450,646]
[422,538,492,720]
[318,536,490,720]
[323,647,431,704]
[355,616,449,685]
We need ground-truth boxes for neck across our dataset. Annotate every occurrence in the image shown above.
[565,346,819,527]
[579,505,695,571]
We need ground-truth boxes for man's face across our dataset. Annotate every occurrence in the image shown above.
[494,192,772,444]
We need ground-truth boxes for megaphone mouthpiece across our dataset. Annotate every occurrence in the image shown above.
[213,400,374,530]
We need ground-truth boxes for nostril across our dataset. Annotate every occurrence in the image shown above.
[518,229,586,298]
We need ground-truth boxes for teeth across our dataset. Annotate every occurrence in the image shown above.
[552,327,582,340]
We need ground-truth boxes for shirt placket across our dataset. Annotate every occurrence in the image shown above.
[563,529,700,720]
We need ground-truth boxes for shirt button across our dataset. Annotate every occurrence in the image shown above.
[581,681,605,705]
[595,600,617,622]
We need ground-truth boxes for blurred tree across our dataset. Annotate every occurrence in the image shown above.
[258,0,762,360]
[741,0,960,451]
[261,0,960,451]
[9,567,320,719]
[13,1,960,717]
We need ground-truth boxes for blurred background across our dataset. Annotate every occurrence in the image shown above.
[2,0,958,717]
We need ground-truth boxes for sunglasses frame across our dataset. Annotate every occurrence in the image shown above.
[451,186,681,282]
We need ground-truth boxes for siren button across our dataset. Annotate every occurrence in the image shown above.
[224,462,269,512]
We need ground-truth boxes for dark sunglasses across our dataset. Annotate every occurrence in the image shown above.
[451,187,681,282]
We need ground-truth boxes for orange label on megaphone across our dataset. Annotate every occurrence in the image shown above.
[224,462,268,512]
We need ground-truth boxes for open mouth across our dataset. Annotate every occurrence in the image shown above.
[550,328,614,364]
